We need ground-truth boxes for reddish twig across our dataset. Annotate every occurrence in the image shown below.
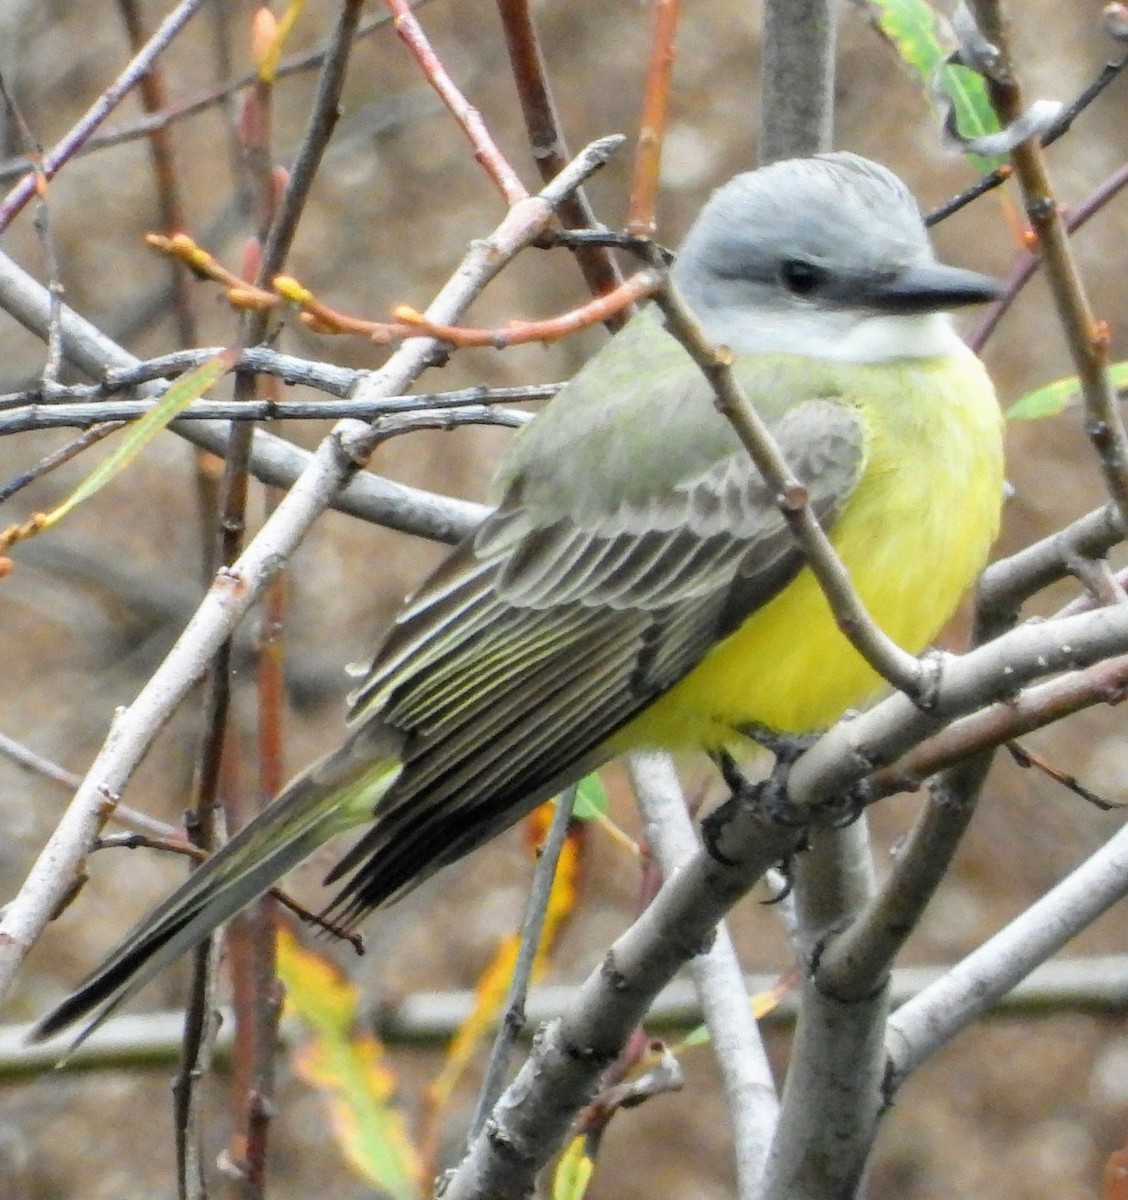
[1006,741,1118,811]
[387,270,662,346]
[628,0,680,238]
[115,0,199,350]
[384,0,527,204]
[870,652,1128,802]
[495,0,624,314]
[968,159,1128,351]
[215,19,283,1197]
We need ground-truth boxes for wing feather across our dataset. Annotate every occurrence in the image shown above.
[327,394,866,913]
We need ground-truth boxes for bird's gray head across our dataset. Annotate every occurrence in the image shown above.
[671,153,1001,363]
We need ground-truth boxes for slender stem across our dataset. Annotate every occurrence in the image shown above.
[469,788,576,1138]
[384,0,526,204]
[115,0,199,349]
[968,160,1128,352]
[0,0,209,232]
[925,49,1128,227]
[628,752,779,1200]
[627,0,680,238]
[966,0,1128,526]
[494,0,624,310]
[651,276,926,701]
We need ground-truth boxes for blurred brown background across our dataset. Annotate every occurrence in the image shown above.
[2,1,1128,1197]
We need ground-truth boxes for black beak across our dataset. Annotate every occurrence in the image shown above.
[857,261,1004,314]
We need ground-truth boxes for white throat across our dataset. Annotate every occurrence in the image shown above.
[829,311,967,363]
[703,308,968,365]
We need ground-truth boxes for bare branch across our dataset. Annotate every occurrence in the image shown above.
[384,0,527,204]
[885,817,1128,1091]
[628,752,779,1199]
[0,0,210,232]
[495,0,625,311]
[0,140,622,1009]
[965,0,1128,525]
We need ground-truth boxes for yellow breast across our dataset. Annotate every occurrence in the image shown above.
[613,349,1003,751]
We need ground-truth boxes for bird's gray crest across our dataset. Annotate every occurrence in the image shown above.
[673,152,933,307]
[669,153,1001,362]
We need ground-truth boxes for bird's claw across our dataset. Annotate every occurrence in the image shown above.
[709,745,807,827]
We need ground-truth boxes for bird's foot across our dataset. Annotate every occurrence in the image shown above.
[824,781,874,828]
[763,856,795,904]
[702,747,808,879]
[736,722,820,762]
[709,746,807,828]
[712,730,873,829]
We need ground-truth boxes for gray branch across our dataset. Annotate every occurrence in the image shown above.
[0,136,626,1009]
[886,818,1128,1090]
[628,752,780,1199]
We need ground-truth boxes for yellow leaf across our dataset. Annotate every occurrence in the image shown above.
[254,0,306,81]
[430,799,584,1107]
[276,926,423,1198]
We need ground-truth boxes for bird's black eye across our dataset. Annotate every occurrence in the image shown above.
[779,259,826,295]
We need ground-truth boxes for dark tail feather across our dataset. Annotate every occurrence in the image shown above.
[32,742,402,1049]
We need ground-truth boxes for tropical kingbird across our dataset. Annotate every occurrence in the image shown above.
[36,152,1004,1041]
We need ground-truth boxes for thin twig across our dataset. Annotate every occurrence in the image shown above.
[469,787,577,1139]
[1007,740,1117,810]
[966,0,1128,527]
[627,0,679,238]
[651,276,927,702]
[0,396,532,436]
[0,731,82,790]
[868,651,1128,802]
[0,0,209,233]
[221,1,367,1183]
[925,49,1128,226]
[0,422,124,505]
[259,1,363,291]
[116,0,199,350]
[384,0,527,204]
[0,344,559,408]
[0,76,65,388]
[494,0,624,312]
[968,159,1128,351]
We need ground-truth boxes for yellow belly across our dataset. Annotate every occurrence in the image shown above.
[612,351,1003,751]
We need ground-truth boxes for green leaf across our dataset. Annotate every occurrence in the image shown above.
[570,773,608,821]
[1007,362,1128,421]
[868,0,1003,173]
[553,1135,596,1200]
[42,348,239,530]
